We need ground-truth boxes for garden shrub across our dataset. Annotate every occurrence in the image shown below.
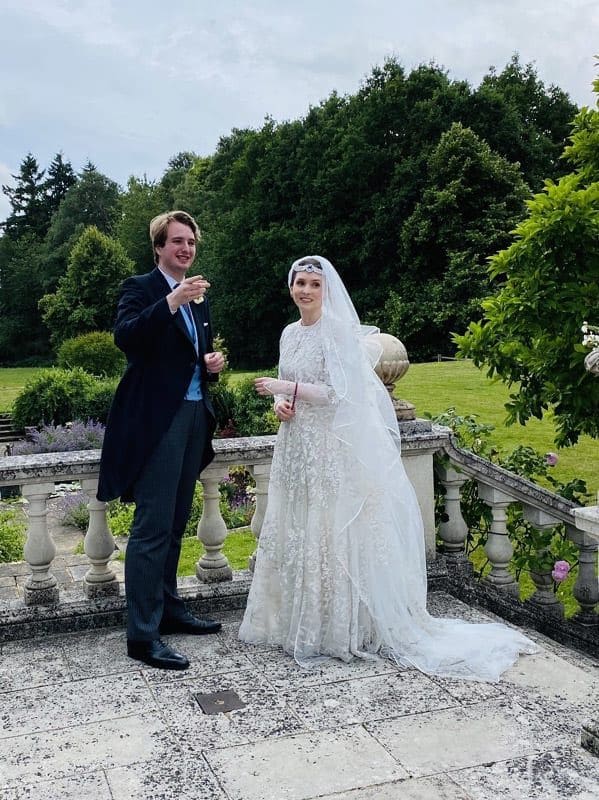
[56,491,90,531]
[12,420,105,455]
[12,368,98,428]
[0,509,26,562]
[57,331,125,378]
[209,377,239,436]
[73,377,117,425]
[232,373,279,436]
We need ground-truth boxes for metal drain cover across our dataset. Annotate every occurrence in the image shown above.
[194,690,247,715]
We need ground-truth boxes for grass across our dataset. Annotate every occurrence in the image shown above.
[398,360,599,495]
[177,527,256,576]
[0,368,43,412]
[1,361,596,490]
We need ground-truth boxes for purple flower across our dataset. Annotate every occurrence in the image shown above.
[545,452,558,467]
[551,560,570,582]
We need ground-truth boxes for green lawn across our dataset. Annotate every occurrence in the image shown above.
[1,361,597,491]
[0,368,42,413]
[398,360,598,494]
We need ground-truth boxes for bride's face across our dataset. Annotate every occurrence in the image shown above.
[290,272,323,313]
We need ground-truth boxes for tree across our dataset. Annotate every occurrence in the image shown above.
[44,152,76,221]
[466,55,577,190]
[115,176,164,273]
[0,233,50,363]
[39,226,135,346]
[42,165,121,291]
[1,153,47,239]
[456,76,599,446]
[381,123,528,360]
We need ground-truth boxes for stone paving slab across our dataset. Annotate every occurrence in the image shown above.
[205,725,408,800]
[0,593,597,800]
[317,775,474,800]
[365,697,573,778]
[452,745,599,800]
[0,712,175,788]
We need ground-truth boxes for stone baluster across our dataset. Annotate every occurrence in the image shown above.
[567,522,599,626]
[22,482,59,606]
[571,506,599,756]
[521,505,562,615]
[477,484,517,592]
[436,463,470,564]
[248,461,271,572]
[196,466,232,583]
[81,478,119,599]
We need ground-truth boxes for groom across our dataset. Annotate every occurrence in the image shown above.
[98,210,225,670]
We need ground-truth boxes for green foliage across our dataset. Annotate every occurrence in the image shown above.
[42,165,121,292]
[0,233,50,363]
[193,58,574,367]
[115,176,165,274]
[456,84,599,446]
[380,122,528,360]
[432,407,589,608]
[210,376,239,436]
[12,367,98,428]
[107,500,135,536]
[232,373,279,436]
[0,509,26,563]
[1,153,49,239]
[57,331,125,377]
[177,527,256,575]
[456,105,599,445]
[76,377,118,425]
[39,226,135,346]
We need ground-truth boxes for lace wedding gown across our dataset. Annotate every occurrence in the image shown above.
[239,318,536,681]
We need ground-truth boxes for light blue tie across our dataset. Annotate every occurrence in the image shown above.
[174,284,197,346]
[181,303,196,344]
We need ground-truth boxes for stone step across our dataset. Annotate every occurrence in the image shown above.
[0,415,22,445]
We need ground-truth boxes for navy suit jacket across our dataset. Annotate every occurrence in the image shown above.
[97,268,217,502]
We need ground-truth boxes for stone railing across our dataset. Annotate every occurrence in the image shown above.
[436,439,598,626]
[0,423,597,644]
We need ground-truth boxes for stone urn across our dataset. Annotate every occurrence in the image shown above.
[369,332,416,421]
[584,347,599,375]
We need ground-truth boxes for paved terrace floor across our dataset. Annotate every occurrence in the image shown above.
[1,592,598,800]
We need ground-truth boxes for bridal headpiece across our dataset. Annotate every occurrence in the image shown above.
[288,257,324,286]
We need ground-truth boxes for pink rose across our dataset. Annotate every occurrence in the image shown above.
[545,452,558,467]
[551,560,570,582]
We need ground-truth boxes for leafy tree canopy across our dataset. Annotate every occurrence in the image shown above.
[39,226,135,346]
[456,72,599,445]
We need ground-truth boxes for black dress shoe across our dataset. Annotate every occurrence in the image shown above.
[127,638,190,670]
[159,613,222,636]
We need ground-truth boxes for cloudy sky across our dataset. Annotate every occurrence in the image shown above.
[1,0,598,221]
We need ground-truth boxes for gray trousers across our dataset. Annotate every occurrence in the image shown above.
[126,400,209,641]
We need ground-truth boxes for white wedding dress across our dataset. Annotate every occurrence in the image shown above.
[239,262,537,682]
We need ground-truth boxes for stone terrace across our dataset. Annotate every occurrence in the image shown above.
[1,427,598,798]
[1,595,598,800]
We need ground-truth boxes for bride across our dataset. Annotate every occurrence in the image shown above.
[238,255,536,681]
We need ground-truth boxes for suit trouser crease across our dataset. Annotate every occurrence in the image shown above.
[126,400,208,640]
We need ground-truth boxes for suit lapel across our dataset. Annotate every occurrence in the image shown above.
[150,268,197,352]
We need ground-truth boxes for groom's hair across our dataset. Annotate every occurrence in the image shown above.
[149,210,201,264]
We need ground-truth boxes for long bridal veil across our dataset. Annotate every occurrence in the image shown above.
[291,255,536,681]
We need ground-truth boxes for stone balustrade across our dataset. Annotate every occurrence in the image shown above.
[436,438,598,627]
[0,424,597,652]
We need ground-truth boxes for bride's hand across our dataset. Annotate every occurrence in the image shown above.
[254,377,289,396]
[274,400,295,422]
